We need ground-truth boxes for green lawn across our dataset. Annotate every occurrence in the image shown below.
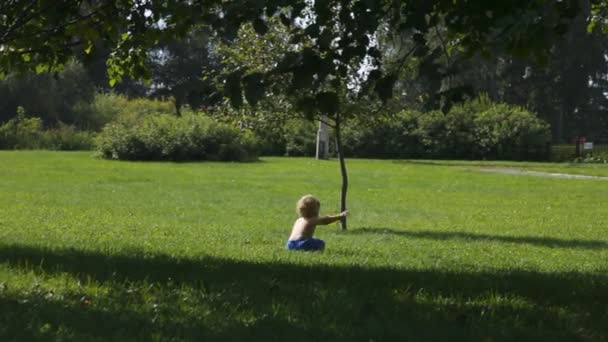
[1,151,607,341]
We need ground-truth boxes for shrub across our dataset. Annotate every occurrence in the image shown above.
[95,113,259,161]
[341,96,551,161]
[0,107,94,150]
[416,110,448,158]
[284,119,317,157]
[342,110,423,158]
[472,103,551,160]
[72,92,177,131]
[575,151,608,164]
[0,107,43,149]
[41,124,95,150]
[550,145,577,162]
[73,92,130,131]
[216,112,317,157]
[442,101,478,159]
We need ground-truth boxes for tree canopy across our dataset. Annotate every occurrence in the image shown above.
[1,0,592,113]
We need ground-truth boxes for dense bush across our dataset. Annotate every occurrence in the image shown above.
[550,144,577,162]
[575,152,608,164]
[76,92,177,131]
[96,113,259,161]
[469,96,551,160]
[209,105,318,157]
[283,119,317,156]
[342,96,551,161]
[0,108,44,149]
[341,110,423,158]
[41,124,96,150]
[0,107,94,150]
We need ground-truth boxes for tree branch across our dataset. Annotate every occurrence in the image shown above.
[1,2,113,45]
[288,111,336,128]
[368,42,422,117]
[434,25,452,69]
[7,39,84,56]
[1,0,57,44]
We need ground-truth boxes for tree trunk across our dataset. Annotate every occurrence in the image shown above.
[174,98,182,116]
[334,112,348,230]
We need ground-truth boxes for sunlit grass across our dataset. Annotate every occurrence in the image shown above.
[1,151,607,341]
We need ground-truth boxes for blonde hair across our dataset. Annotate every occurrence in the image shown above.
[296,195,320,218]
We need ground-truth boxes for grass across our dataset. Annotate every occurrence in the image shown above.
[1,151,607,341]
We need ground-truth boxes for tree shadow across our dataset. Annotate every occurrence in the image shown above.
[1,243,607,341]
[350,227,608,250]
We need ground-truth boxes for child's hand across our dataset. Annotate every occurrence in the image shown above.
[340,210,348,217]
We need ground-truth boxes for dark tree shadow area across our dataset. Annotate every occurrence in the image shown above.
[351,228,608,250]
[1,243,607,341]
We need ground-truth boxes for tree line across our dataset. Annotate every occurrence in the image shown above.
[1,1,606,143]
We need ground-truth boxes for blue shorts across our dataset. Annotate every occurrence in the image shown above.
[285,238,325,251]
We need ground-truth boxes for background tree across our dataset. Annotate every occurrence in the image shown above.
[0,60,95,127]
[148,27,222,115]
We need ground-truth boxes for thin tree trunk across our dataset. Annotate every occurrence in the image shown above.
[174,98,182,116]
[335,112,348,230]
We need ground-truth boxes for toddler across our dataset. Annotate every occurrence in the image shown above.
[285,194,348,251]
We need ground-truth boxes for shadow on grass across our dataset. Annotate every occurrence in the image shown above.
[1,243,607,341]
[350,228,608,250]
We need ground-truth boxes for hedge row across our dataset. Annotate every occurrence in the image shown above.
[0,108,94,150]
[95,113,259,161]
[341,97,551,161]
[2,95,552,162]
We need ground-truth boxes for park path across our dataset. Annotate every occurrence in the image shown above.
[475,167,608,180]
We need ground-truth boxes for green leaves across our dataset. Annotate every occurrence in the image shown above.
[293,92,340,118]
[0,0,588,118]
[588,1,608,33]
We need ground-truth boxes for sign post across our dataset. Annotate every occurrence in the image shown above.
[316,115,329,159]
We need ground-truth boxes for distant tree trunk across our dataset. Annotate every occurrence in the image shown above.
[556,110,564,143]
[174,96,182,116]
[334,112,348,230]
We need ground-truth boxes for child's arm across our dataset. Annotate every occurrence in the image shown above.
[312,211,348,225]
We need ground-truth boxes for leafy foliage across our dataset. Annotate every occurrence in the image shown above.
[96,113,259,161]
[0,107,94,150]
[342,97,550,161]
[147,27,222,114]
[1,0,585,113]
[0,107,44,149]
[576,152,608,164]
[0,61,95,127]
